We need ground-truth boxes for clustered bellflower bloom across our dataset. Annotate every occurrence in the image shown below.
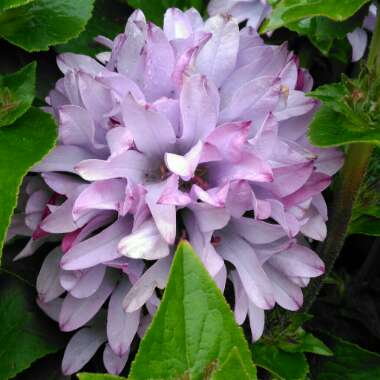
[9,7,344,376]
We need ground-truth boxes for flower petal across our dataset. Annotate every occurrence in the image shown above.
[107,278,140,356]
[61,218,132,270]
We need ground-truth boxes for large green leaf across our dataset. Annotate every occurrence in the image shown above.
[252,342,309,380]
[78,374,126,380]
[128,241,257,380]
[0,0,33,12]
[314,336,380,379]
[0,107,57,260]
[56,0,129,56]
[0,276,65,380]
[285,7,367,60]
[0,61,36,127]
[127,0,205,26]
[263,0,371,32]
[0,0,95,51]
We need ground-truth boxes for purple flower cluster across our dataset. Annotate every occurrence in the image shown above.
[9,7,343,375]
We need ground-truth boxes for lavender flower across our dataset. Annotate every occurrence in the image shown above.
[9,7,343,375]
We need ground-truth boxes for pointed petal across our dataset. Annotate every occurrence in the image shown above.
[107,278,140,356]
[61,218,132,270]
[37,247,65,303]
[73,179,126,220]
[75,150,152,182]
[179,74,219,151]
[348,27,368,62]
[118,219,170,260]
[248,301,265,342]
[57,53,105,75]
[189,203,230,232]
[196,14,239,87]
[122,95,176,158]
[268,244,325,278]
[70,265,106,298]
[165,140,203,181]
[123,257,171,312]
[33,145,93,173]
[146,182,177,244]
[42,172,84,195]
[264,263,303,311]
[143,23,175,100]
[103,344,129,375]
[230,270,249,325]
[59,270,117,331]
[218,231,275,309]
[62,326,107,375]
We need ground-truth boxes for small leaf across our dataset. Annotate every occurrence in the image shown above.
[0,0,34,12]
[349,215,380,236]
[279,330,333,356]
[78,374,126,380]
[313,335,380,379]
[0,0,95,51]
[0,107,57,260]
[308,105,380,147]
[211,347,251,380]
[55,0,129,56]
[129,241,257,380]
[0,276,65,380]
[252,342,309,380]
[0,61,36,127]
[263,0,371,33]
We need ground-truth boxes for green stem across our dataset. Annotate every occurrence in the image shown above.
[368,2,380,74]
[303,143,374,311]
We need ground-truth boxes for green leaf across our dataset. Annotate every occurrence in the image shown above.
[0,276,64,380]
[56,0,129,56]
[0,0,34,12]
[129,241,257,380]
[314,336,380,379]
[252,342,309,380]
[285,7,367,60]
[308,70,380,147]
[0,107,57,260]
[263,0,371,33]
[308,105,380,147]
[211,347,251,380]
[278,330,333,356]
[0,61,36,127]
[0,0,95,51]
[348,215,380,236]
[78,374,126,380]
[127,0,205,26]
